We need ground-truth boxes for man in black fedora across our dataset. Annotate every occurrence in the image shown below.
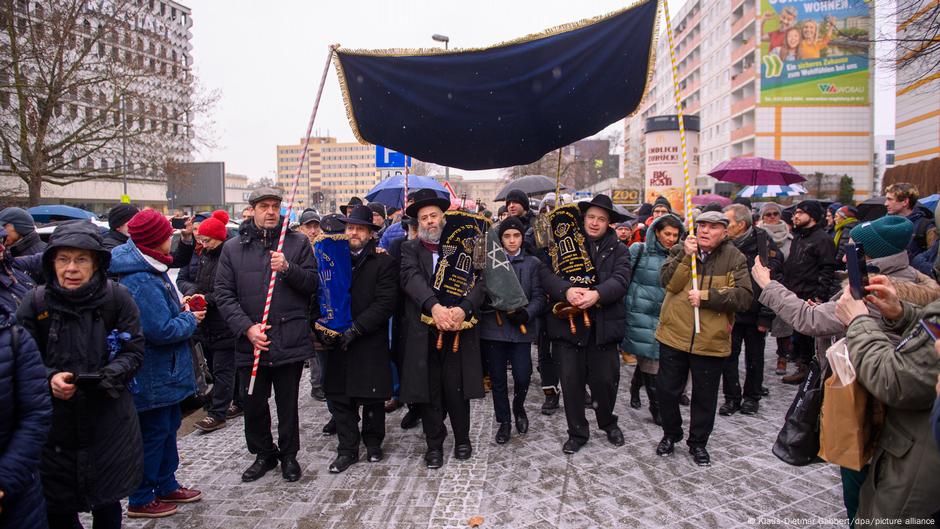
[398,188,486,469]
[539,194,632,454]
[340,197,364,216]
[318,205,397,473]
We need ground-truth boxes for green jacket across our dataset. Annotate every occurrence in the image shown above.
[654,239,753,357]
[845,301,940,521]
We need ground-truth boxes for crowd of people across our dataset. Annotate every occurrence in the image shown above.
[1,180,939,528]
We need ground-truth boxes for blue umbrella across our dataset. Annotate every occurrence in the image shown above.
[365,174,449,210]
[919,194,939,212]
[28,205,98,223]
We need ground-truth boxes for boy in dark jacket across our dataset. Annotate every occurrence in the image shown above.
[480,216,546,445]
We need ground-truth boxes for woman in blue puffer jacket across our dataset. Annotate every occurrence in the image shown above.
[0,305,51,529]
[621,214,684,425]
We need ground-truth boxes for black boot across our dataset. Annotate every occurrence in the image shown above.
[643,373,662,426]
[629,369,642,409]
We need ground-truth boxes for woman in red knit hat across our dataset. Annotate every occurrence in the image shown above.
[176,211,242,433]
[108,210,205,518]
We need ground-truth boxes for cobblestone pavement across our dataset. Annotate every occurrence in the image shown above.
[119,345,847,529]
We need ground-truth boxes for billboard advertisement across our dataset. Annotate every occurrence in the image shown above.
[644,116,699,214]
[759,0,870,106]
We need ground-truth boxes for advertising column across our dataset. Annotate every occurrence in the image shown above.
[644,115,700,214]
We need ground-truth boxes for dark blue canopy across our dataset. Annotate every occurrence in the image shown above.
[334,1,659,170]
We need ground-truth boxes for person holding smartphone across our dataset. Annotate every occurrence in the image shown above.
[16,221,146,528]
[835,276,940,523]
[109,210,205,519]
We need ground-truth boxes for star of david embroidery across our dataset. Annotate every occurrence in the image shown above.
[488,241,512,272]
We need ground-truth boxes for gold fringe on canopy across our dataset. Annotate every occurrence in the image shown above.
[332,0,661,146]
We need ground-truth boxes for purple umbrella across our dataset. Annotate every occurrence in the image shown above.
[691,193,731,207]
[707,157,805,186]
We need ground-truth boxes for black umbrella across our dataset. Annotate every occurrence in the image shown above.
[495,175,568,201]
[857,197,886,222]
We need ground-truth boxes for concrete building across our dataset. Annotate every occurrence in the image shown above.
[446,175,503,210]
[224,173,251,213]
[0,0,194,211]
[892,0,939,171]
[872,136,895,194]
[623,0,874,201]
[276,137,381,213]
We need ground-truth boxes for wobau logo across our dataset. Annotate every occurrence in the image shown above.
[817,83,865,94]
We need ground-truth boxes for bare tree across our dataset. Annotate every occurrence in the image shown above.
[501,138,618,191]
[0,0,216,205]
[875,0,940,85]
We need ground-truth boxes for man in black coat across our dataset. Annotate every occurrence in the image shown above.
[539,194,631,454]
[214,188,318,483]
[399,189,486,469]
[318,205,397,474]
[719,205,783,416]
[101,204,139,251]
[780,199,835,385]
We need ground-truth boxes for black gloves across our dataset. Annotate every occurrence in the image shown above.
[341,326,360,351]
[506,309,529,326]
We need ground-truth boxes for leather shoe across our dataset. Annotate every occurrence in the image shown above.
[495,423,511,444]
[280,455,301,482]
[425,449,444,469]
[515,413,529,434]
[605,427,625,447]
[719,400,741,416]
[740,398,760,415]
[678,393,691,406]
[690,445,711,467]
[328,454,358,474]
[321,418,336,435]
[400,408,420,429]
[655,437,676,456]
[367,446,383,463]
[454,443,472,460]
[241,453,279,482]
[562,438,584,454]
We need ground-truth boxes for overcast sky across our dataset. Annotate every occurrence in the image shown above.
[186,0,894,181]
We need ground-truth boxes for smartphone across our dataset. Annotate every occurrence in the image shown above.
[845,242,869,300]
[171,217,188,230]
[920,319,940,342]
[73,373,103,385]
[188,294,207,312]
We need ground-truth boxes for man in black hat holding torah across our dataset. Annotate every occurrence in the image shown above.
[398,188,487,469]
[539,194,631,454]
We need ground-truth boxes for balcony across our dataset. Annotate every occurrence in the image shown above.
[680,80,700,100]
[731,95,756,116]
[730,65,756,91]
[731,9,756,37]
[678,35,701,63]
[731,37,756,64]
[678,58,700,81]
[676,11,702,42]
[730,123,756,142]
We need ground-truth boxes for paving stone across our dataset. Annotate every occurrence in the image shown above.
[99,343,849,528]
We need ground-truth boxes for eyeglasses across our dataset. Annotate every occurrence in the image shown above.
[763,211,780,218]
[195,236,213,245]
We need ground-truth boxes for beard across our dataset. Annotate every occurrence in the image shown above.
[418,219,445,243]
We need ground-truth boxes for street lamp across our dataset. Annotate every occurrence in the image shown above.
[431,34,450,181]
[431,34,449,50]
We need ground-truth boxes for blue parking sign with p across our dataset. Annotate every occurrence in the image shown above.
[375,146,412,168]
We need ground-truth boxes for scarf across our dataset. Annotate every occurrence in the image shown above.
[762,222,790,246]
[833,217,858,247]
[48,272,105,307]
[420,239,439,253]
[136,243,174,265]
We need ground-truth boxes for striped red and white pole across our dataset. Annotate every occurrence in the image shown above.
[249,44,339,395]
[662,1,700,334]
